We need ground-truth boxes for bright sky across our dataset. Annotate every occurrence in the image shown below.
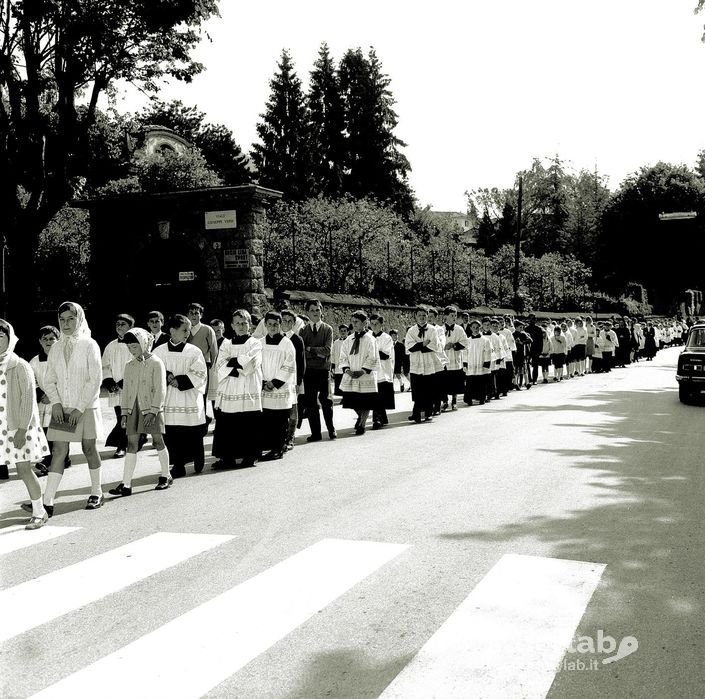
[115,0,705,212]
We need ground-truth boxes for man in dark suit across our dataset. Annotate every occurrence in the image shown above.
[299,299,336,441]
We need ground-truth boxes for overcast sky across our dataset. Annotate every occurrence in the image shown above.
[116,0,705,211]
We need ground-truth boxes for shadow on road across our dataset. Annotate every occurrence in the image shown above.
[438,384,704,697]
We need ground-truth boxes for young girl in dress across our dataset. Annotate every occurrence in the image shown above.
[0,320,51,528]
[29,302,104,513]
[108,328,170,496]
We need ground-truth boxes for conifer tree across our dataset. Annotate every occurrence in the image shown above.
[307,43,345,196]
[251,50,311,198]
[338,48,415,217]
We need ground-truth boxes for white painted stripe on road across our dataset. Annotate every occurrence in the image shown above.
[0,526,81,556]
[0,532,233,644]
[33,538,408,699]
[380,553,606,699]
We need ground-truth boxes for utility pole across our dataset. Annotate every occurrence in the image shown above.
[513,174,523,306]
[292,228,297,288]
[329,229,334,289]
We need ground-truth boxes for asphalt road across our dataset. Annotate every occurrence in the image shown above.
[0,346,703,698]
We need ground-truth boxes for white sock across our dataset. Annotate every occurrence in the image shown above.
[122,452,137,488]
[43,472,63,506]
[157,447,170,477]
[89,466,102,497]
[31,498,44,517]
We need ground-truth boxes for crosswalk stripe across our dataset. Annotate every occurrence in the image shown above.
[0,532,233,644]
[379,553,606,699]
[32,538,408,699]
[0,526,81,556]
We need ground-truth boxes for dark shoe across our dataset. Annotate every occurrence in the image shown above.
[432,410,440,416]
[424,416,433,423]
[355,427,366,435]
[0,464,9,480]
[194,462,204,474]
[34,463,49,477]
[441,403,449,412]
[328,430,337,440]
[268,451,284,460]
[407,415,417,422]
[108,483,132,497]
[238,458,258,468]
[21,502,54,518]
[155,476,173,490]
[85,494,104,510]
[306,435,322,443]
[170,464,186,479]
[113,449,126,459]
[372,422,382,430]
[285,441,295,451]
[64,458,72,469]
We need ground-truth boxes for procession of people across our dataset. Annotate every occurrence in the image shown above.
[0,299,694,530]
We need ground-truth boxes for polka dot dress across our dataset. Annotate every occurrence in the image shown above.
[0,369,50,466]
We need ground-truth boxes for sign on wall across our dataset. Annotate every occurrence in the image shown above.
[205,210,237,229]
[223,248,249,269]
[178,271,195,281]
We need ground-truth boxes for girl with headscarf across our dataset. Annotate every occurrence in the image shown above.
[0,320,51,528]
[39,301,104,512]
[108,327,170,496]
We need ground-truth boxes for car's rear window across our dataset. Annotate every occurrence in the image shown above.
[686,328,705,349]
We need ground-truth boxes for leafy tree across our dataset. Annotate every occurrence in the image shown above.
[0,0,219,316]
[338,48,415,217]
[137,100,251,185]
[599,162,705,310]
[307,43,345,196]
[251,50,311,199]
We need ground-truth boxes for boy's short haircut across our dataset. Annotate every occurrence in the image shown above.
[427,307,438,315]
[305,299,322,311]
[390,328,398,335]
[115,313,135,327]
[415,306,428,315]
[482,316,491,324]
[280,309,296,320]
[265,311,282,323]
[469,319,481,327]
[231,309,251,323]
[187,302,204,313]
[167,314,191,331]
[351,310,368,322]
[339,323,349,331]
[210,318,225,327]
[370,313,384,324]
[444,305,457,315]
[146,310,164,323]
[39,325,60,339]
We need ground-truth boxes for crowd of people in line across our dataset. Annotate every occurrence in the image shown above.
[0,299,694,531]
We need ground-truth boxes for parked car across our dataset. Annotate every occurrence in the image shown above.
[676,322,705,403]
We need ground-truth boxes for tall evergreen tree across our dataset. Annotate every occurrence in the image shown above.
[338,48,415,217]
[251,50,311,198]
[307,43,345,196]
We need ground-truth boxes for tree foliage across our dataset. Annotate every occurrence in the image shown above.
[0,0,219,315]
[252,46,415,216]
[251,50,311,199]
[137,99,251,185]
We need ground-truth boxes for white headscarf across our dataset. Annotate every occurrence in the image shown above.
[124,327,154,359]
[0,320,19,439]
[0,319,19,372]
[57,301,91,362]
